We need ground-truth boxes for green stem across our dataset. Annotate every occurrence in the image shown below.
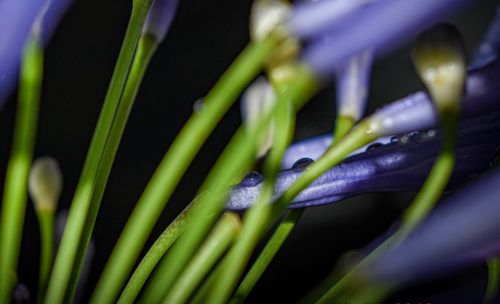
[485,258,500,302]
[44,2,153,303]
[232,109,357,303]
[93,36,281,304]
[207,82,296,304]
[117,202,192,304]
[67,33,159,304]
[334,115,356,140]
[231,209,304,304]
[140,65,317,304]
[315,112,459,304]
[36,210,55,304]
[0,37,43,303]
[400,111,457,233]
[163,213,241,304]
[191,267,218,304]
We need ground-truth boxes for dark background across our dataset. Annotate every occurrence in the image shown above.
[0,0,499,302]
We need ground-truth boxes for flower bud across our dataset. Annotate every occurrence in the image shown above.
[412,23,467,113]
[142,0,178,42]
[29,157,62,213]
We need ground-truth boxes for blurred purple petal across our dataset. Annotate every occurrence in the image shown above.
[226,112,500,210]
[296,0,475,77]
[0,0,72,108]
[142,0,179,42]
[364,168,500,284]
[0,0,44,107]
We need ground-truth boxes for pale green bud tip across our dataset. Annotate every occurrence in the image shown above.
[250,0,291,42]
[29,157,62,212]
[412,23,467,113]
[241,77,276,158]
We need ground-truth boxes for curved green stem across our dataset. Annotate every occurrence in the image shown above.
[93,35,281,304]
[117,202,192,304]
[334,115,356,140]
[163,213,241,304]
[0,37,43,303]
[207,81,296,304]
[36,210,55,304]
[231,209,304,304]
[485,258,500,303]
[44,2,153,303]
[315,112,459,304]
[69,33,159,304]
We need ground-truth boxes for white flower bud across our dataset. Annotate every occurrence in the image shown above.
[29,157,62,213]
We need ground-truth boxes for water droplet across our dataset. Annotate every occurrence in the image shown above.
[240,171,263,187]
[390,136,399,143]
[193,98,204,113]
[366,142,383,152]
[408,131,420,141]
[292,158,314,172]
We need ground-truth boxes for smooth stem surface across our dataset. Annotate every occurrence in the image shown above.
[117,202,192,304]
[163,213,241,304]
[316,113,459,304]
[44,3,153,303]
[0,38,43,303]
[208,84,295,304]
[36,210,55,304]
[232,111,356,303]
[95,36,280,304]
[400,111,457,233]
[72,33,158,304]
[485,258,500,302]
[273,119,376,215]
[231,209,304,304]
[334,115,356,140]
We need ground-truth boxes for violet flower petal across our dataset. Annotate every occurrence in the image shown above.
[296,0,475,77]
[0,0,45,107]
[142,0,179,42]
[364,168,500,285]
[226,112,500,210]
[0,0,72,108]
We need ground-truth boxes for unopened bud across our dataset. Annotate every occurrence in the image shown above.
[29,157,62,213]
[412,23,466,113]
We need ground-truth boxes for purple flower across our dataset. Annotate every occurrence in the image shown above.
[142,0,179,42]
[226,111,500,210]
[0,0,72,108]
[363,168,500,285]
[289,0,476,77]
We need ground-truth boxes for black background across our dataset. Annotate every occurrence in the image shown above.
[0,0,499,302]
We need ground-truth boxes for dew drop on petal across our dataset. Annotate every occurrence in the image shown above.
[241,171,263,187]
[366,142,383,152]
[292,158,314,172]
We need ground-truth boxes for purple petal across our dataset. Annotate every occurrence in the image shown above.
[142,0,179,42]
[0,0,45,107]
[0,0,72,108]
[226,112,500,210]
[296,0,475,77]
[364,168,500,285]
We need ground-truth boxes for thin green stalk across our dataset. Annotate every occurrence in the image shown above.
[400,111,457,234]
[231,209,304,304]
[36,210,55,304]
[92,36,281,304]
[0,37,43,303]
[139,66,317,304]
[232,110,357,303]
[207,82,296,304]
[163,213,241,304]
[315,112,459,304]
[44,2,153,303]
[191,266,218,304]
[66,33,159,304]
[485,258,500,303]
[334,115,356,140]
[117,202,192,304]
